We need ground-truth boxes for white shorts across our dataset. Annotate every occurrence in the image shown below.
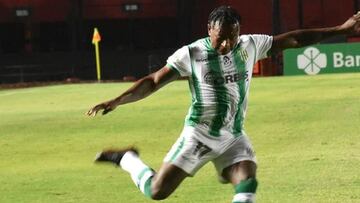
[164,126,257,179]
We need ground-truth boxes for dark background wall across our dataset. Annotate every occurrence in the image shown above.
[0,0,359,83]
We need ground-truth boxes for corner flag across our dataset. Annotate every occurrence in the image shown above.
[92,28,102,81]
[92,28,101,44]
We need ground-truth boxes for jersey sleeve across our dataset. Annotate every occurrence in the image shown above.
[249,35,273,61]
[166,46,192,77]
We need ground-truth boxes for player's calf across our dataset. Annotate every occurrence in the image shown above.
[232,178,258,203]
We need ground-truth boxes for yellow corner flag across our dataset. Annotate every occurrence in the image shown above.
[92,28,102,81]
[92,28,101,44]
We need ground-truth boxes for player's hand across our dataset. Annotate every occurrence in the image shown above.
[340,11,360,35]
[86,100,116,117]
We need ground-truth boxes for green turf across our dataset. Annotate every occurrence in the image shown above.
[0,73,359,203]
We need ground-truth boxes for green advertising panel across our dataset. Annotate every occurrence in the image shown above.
[283,42,360,75]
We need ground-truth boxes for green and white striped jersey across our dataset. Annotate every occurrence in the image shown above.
[167,35,272,138]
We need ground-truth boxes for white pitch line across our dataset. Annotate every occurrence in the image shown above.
[0,89,37,97]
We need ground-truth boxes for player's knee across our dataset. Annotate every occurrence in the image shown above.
[151,187,171,200]
[150,179,174,200]
[223,160,257,185]
[149,164,187,200]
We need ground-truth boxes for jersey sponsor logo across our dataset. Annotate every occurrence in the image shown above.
[196,56,233,66]
[196,58,209,62]
[195,54,218,63]
[297,47,327,75]
[204,71,248,85]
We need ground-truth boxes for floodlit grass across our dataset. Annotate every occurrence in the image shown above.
[0,73,359,203]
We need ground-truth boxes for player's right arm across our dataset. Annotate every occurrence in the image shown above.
[86,66,180,116]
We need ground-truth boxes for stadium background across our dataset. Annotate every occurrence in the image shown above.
[0,0,359,83]
[1,1,360,202]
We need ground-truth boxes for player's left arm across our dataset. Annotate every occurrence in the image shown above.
[270,11,360,54]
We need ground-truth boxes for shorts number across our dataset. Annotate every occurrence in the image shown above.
[193,141,212,158]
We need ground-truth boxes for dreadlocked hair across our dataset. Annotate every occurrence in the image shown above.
[208,6,241,27]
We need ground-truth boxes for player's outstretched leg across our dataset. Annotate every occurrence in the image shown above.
[95,147,188,200]
[95,147,155,198]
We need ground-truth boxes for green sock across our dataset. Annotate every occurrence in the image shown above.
[232,178,258,203]
[120,152,154,198]
[137,167,153,198]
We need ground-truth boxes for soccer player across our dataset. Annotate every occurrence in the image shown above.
[87,6,360,203]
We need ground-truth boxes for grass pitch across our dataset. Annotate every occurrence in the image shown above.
[0,73,359,203]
